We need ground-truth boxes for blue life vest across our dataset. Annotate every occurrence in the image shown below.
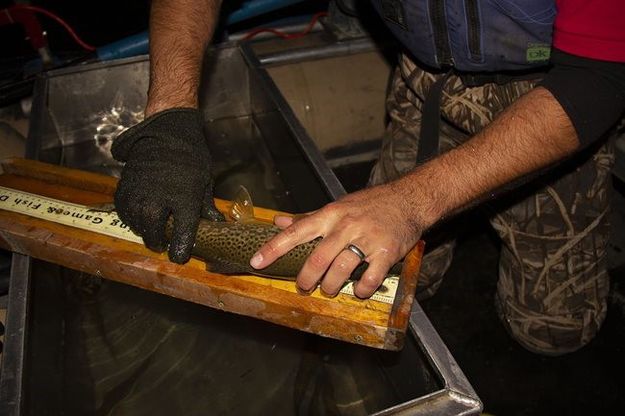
[371,0,556,72]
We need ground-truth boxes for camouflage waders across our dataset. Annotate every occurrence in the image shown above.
[369,54,614,355]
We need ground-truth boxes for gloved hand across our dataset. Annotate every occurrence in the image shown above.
[111,108,224,263]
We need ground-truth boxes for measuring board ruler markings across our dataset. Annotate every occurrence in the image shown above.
[0,185,399,303]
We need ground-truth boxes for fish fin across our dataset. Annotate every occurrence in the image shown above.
[206,258,248,275]
[229,186,256,223]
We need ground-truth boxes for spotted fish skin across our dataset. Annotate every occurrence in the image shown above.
[90,189,321,279]
[161,187,375,280]
[184,219,320,279]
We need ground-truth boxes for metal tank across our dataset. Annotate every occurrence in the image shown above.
[0,35,482,416]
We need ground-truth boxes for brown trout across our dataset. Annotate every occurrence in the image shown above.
[190,217,319,278]
[165,187,315,278]
[167,187,394,280]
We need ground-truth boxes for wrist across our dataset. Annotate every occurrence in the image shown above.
[145,96,198,118]
[145,82,199,117]
[391,167,448,233]
[145,101,198,117]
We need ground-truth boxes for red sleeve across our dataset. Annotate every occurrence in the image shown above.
[553,0,625,62]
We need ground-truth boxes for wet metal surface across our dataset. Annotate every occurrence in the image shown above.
[24,265,439,416]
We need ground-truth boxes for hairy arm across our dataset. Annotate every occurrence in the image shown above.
[111,0,225,264]
[251,86,581,297]
[145,0,222,116]
[401,86,580,229]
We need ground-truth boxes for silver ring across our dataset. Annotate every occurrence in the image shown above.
[345,243,366,261]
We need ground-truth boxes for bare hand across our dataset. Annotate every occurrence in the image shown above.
[249,183,423,298]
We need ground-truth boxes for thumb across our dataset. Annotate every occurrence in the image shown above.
[201,184,225,222]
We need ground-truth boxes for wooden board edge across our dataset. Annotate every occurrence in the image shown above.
[388,240,425,331]
[1,157,119,195]
[0,212,397,350]
[383,328,406,351]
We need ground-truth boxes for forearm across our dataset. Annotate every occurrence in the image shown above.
[400,86,580,230]
[145,0,222,116]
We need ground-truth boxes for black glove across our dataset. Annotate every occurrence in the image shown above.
[111,108,224,263]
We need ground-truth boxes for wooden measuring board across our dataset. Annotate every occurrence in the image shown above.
[0,158,424,350]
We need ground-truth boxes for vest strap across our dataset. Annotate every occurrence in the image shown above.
[417,71,452,163]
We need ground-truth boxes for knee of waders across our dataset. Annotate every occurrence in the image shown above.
[494,291,608,356]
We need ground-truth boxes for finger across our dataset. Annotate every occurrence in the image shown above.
[296,233,347,293]
[291,213,311,223]
[353,257,394,299]
[274,211,313,229]
[273,215,293,229]
[113,186,144,232]
[201,185,225,221]
[319,248,363,297]
[250,215,322,270]
[140,200,170,252]
[167,206,202,264]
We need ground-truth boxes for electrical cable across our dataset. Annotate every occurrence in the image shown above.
[9,4,96,51]
[242,11,328,41]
